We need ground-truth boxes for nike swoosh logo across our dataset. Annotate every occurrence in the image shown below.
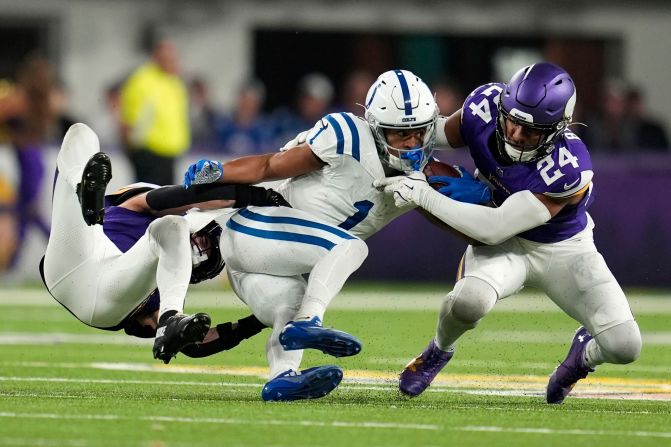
[564,178,580,190]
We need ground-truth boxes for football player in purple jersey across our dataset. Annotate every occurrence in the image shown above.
[42,124,287,364]
[375,62,642,403]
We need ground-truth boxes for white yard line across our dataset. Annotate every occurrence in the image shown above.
[1,412,670,438]
[0,333,150,346]
[460,425,671,438]
[0,438,207,447]
[0,411,439,431]
[0,438,91,447]
[2,288,671,313]
[2,365,670,402]
[4,330,671,346]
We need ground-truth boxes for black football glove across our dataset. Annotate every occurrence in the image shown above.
[263,189,291,207]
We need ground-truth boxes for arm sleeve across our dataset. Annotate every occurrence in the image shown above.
[435,116,453,148]
[145,184,278,211]
[417,187,551,245]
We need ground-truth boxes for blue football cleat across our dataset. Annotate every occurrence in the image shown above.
[279,317,362,357]
[261,365,344,401]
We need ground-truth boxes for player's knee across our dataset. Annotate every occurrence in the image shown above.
[148,215,190,241]
[596,320,642,365]
[335,238,368,261]
[451,298,488,325]
[347,238,369,264]
[450,277,497,324]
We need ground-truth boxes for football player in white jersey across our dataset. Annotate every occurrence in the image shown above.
[183,70,451,401]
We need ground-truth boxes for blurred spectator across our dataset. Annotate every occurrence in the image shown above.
[0,153,17,271]
[432,79,465,116]
[0,55,74,271]
[626,86,669,152]
[339,70,374,115]
[270,72,334,148]
[214,78,272,155]
[120,39,190,185]
[189,77,220,150]
[581,80,637,152]
[91,81,124,150]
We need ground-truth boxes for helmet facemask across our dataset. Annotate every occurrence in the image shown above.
[369,117,437,173]
[495,103,569,163]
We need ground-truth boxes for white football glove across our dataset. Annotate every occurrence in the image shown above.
[373,172,432,208]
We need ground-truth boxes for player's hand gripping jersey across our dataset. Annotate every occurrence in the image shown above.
[276,112,410,240]
[460,83,594,243]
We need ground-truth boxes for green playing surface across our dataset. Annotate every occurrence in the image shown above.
[1,283,669,447]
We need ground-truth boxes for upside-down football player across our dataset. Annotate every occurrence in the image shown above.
[375,62,642,403]
[41,123,289,364]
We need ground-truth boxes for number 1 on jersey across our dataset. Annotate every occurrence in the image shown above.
[338,200,374,230]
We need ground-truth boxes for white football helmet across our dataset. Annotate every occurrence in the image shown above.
[364,69,438,173]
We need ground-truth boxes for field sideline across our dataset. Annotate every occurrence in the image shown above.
[1,283,670,447]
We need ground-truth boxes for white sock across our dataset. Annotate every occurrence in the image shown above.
[147,217,192,318]
[293,239,367,321]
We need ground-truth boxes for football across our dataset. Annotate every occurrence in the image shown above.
[421,159,482,246]
[422,159,461,190]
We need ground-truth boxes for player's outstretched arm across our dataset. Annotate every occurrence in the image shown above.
[180,314,267,358]
[435,109,466,148]
[119,183,289,216]
[183,143,325,187]
[375,173,559,245]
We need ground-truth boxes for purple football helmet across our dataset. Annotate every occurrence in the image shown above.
[496,62,576,163]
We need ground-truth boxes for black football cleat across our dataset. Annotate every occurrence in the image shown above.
[153,312,211,364]
[77,152,112,225]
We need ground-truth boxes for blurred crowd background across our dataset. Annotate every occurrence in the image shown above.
[1,0,670,285]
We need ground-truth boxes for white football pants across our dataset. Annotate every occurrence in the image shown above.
[220,206,368,378]
[436,218,641,367]
[42,124,192,328]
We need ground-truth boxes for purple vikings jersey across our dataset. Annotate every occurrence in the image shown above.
[103,184,158,252]
[461,83,594,243]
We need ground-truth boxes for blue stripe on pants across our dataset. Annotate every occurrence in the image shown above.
[226,218,337,250]
[238,208,355,241]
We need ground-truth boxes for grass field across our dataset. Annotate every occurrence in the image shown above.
[1,283,670,447]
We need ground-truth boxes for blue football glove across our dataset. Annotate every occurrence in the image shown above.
[400,148,425,172]
[428,166,492,205]
[183,159,223,188]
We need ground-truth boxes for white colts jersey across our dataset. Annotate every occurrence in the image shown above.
[276,112,409,240]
